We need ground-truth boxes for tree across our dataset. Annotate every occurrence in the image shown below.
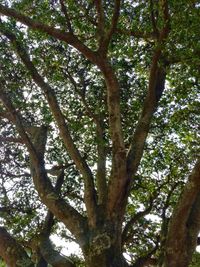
[0,1,199,267]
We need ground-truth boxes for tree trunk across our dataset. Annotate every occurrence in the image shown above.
[161,159,200,267]
[85,245,127,267]
[82,220,127,267]
[0,227,34,267]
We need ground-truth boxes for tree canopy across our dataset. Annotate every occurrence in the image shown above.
[0,1,199,267]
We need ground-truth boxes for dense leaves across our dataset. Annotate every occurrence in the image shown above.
[0,1,199,267]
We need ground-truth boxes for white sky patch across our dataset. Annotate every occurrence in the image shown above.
[51,234,81,256]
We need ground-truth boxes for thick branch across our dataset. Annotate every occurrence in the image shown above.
[96,118,107,205]
[94,0,105,37]
[0,86,87,241]
[59,0,73,32]
[0,227,34,267]
[0,26,98,226]
[99,0,121,53]
[40,238,76,267]
[127,51,166,184]
[163,159,200,267]
[99,61,126,216]
[0,4,98,64]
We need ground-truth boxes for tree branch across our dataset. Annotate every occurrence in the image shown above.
[99,61,126,216]
[106,0,121,44]
[122,203,153,245]
[0,135,24,143]
[127,52,166,191]
[40,238,76,267]
[0,227,34,267]
[99,0,121,53]
[0,4,98,64]
[62,68,108,205]
[0,85,87,241]
[150,0,159,37]
[163,158,200,267]
[0,26,98,227]
[127,0,170,181]
[94,0,105,37]
[30,171,76,267]
[59,0,73,32]
[96,117,107,205]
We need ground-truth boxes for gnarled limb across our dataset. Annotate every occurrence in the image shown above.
[162,159,200,267]
[0,4,98,64]
[40,238,76,267]
[0,85,87,242]
[0,25,98,227]
[0,227,34,267]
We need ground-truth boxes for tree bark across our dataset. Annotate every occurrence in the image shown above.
[162,159,200,267]
[82,219,128,267]
[0,227,34,267]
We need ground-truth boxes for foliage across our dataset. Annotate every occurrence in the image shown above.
[0,1,199,267]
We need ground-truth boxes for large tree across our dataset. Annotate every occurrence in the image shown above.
[0,1,199,267]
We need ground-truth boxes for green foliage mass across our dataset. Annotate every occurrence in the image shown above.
[0,0,199,266]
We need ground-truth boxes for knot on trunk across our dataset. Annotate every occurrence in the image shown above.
[91,233,111,255]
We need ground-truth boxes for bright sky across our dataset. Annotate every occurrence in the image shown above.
[51,234,81,256]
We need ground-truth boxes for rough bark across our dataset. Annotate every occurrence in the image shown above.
[0,85,87,243]
[0,227,34,267]
[0,24,98,228]
[162,159,200,267]
[83,222,127,267]
[100,61,127,217]
[40,238,75,267]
